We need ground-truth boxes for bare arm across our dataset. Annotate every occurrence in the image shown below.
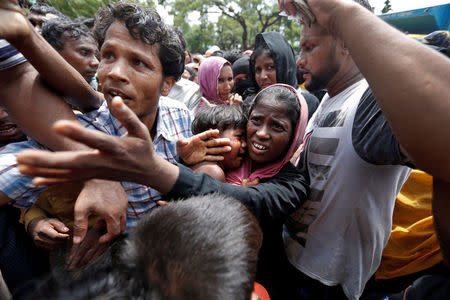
[279,0,450,180]
[0,2,127,247]
[332,2,450,179]
[0,1,101,112]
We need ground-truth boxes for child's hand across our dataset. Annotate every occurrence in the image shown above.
[228,93,243,106]
[27,217,70,251]
[177,129,231,165]
[242,178,260,188]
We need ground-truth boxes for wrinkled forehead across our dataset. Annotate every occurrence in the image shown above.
[300,23,332,43]
[63,33,97,47]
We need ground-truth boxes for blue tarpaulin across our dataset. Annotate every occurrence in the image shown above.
[379,4,449,34]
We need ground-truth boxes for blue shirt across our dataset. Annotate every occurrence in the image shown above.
[0,97,192,229]
[0,39,26,70]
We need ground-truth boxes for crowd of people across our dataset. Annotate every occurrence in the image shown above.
[0,0,449,299]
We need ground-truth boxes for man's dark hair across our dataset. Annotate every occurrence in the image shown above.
[94,2,184,80]
[184,65,197,81]
[29,2,67,18]
[210,50,225,57]
[42,18,95,51]
[191,105,247,135]
[172,26,187,51]
[224,49,244,64]
[23,262,158,300]
[122,194,262,300]
[75,16,95,30]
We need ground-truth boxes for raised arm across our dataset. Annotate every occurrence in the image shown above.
[0,2,126,245]
[0,1,101,112]
[279,0,450,180]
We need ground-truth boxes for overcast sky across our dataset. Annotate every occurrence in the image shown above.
[157,0,449,25]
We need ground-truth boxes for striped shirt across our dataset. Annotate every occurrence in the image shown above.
[0,39,26,70]
[0,97,192,229]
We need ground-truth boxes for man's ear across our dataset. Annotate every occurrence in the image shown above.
[160,76,176,96]
[341,41,350,55]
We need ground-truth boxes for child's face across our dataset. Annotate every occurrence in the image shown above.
[247,98,293,168]
[220,127,246,170]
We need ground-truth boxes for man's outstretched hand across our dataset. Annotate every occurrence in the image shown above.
[18,96,180,193]
[17,96,156,185]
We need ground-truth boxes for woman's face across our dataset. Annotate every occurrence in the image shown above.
[220,127,246,170]
[247,98,293,168]
[254,52,277,89]
[217,65,234,102]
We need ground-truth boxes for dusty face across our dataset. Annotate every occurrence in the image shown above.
[97,21,174,131]
[60,36,99,83]
[220,127,246,170]
[254,52,277,90]
[0,106,25,145]
[297,23,341,92]
[247,98,293,169]
[217,65,234,102]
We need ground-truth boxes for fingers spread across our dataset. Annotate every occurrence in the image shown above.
[73,211,89,244]
[196,129,220,141]
[32,177,75,187]
[54,121,122,154]
[205,138,231,148]
[99,215,122,243]
[204,155,225,162]
[109,96,149,139]
[17,148,100,169]
[206,146,232,155]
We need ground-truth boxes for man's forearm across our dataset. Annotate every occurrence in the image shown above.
[333,2,450,179]
[6,15,101,112]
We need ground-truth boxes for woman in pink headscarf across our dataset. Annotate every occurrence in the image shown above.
[225,84,307,186]
[195,56,242,115]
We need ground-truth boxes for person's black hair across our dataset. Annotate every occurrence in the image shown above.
[21,263,157,300]
[223,49,243,64]
[75,16,95,30]
[210,50,225,57]
[250,85,300,130]
[184,66,197,81]
[191,105,247,135]
[94,2,184,80]
[41,18,95,51]
[172,26,187,51]
[122,194,262,300]
[29,2,67,18]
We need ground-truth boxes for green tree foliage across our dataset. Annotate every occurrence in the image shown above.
[41,0,153,18]
[382,0,392,14]
[162,0,301,53]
